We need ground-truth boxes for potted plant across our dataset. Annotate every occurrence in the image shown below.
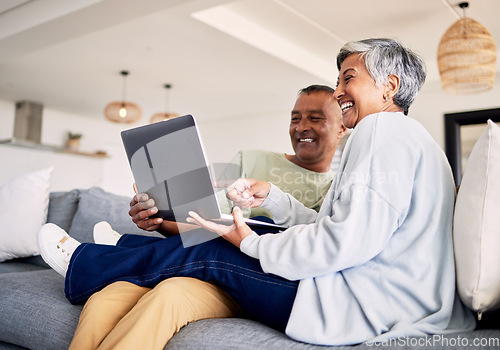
[66,131,82,150]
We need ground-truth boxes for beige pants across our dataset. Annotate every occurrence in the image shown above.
[69,278,240,350]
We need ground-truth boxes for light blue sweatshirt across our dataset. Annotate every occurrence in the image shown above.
[240,112,475,345]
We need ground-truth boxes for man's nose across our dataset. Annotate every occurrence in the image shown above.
[296,119,311,133]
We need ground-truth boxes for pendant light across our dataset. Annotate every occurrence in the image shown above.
[437,2,497,94]
[150,84,179,124]
[104,70,142,123]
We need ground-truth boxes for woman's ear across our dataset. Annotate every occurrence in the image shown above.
[338,123,348,139]
[386,74,400,99]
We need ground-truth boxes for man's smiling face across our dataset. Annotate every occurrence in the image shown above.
[289,91,343,168]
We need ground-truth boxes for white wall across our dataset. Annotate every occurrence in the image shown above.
[198,110,294,164]
[409,76,500,149]
[0,99,136,197]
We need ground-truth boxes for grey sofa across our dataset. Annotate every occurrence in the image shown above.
[1,187,499,350]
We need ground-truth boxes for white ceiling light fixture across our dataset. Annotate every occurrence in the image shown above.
[437,1,497,94]
[150,84,179,124]
[104,70,142,123]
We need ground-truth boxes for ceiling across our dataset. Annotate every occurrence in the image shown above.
[0,0,499,124]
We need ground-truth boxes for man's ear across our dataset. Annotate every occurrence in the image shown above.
[386,74,400,99]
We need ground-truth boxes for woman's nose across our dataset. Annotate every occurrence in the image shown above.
[333,87,343,101]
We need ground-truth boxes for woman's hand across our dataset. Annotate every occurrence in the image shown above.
[187,207,252,248]
[226,178,271,209]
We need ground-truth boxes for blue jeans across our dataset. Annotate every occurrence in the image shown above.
[65,231,298,331]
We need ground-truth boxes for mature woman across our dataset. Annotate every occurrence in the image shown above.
[39,38,475,346]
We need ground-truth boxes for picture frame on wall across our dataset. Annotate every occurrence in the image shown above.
[444,107,500,186]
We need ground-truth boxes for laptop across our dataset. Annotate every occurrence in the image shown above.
[121,114,285,230]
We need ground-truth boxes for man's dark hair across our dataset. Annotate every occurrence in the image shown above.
[299,84,335,96]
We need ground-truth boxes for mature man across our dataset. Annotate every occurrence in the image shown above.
[67,85,347,350]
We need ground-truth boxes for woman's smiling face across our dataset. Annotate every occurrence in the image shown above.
[334,54,388,129]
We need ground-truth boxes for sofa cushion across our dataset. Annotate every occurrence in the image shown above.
[68,187,163,243]
[0,342,26,349]
[47,190,81,232]
[0,167,52,262]
[166,318,500,350]
[454,120,500,314]
[0,270,82,350]
[0,258,48,274]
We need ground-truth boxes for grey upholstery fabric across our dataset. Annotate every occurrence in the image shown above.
[0,342,27,350]
[0,259,47,274]
[166,319,500,350]
[68,187,163,243]
[0,270,82,350]
[12,255,49,269]
[47,190,81,232]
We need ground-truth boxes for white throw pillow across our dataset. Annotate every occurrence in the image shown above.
[0,167,53,262]
[454,120,500,315]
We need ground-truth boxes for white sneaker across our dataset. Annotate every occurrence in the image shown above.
[93,221,122,245]
[38,223,80,277]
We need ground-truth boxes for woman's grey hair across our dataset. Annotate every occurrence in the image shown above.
[336,38,426,115]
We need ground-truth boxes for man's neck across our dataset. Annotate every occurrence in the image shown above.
[285,154,332,173]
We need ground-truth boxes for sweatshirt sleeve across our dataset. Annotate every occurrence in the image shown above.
[216,151,244,215]
[261,183,318,226]
[241,184,400,280]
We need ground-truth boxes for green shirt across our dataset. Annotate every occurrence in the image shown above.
[217,149,334,218]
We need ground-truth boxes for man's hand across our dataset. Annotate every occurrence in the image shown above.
[226,178,271,209]
[129,188,163,232]
[187,207,252,248]
[129,183,199,235]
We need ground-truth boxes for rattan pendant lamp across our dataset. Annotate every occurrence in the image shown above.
[437,2,497,94]
[104,70,142,123]
[150,84,179,124]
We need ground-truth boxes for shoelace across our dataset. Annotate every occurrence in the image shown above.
[56,236,80,263]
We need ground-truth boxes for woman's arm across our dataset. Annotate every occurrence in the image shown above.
[260,184,318,227]
[226,179,318,226]
[187,179,319,248]
[241,184,399,280]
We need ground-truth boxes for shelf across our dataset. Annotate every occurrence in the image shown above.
[60,149,109,158]
[0,138,110,158]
